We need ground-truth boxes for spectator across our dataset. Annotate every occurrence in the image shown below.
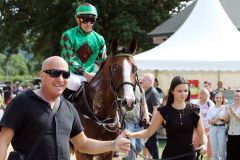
[141,73,161,159]
[193,88,214,160]
[224,90,240,160]
[203,81,216,102]
[154,78,163,99]
[207,92,227,160]
[3,82,12,105]
[216,81,227,91]
[12,81,22,95]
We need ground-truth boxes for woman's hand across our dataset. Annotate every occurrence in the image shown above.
[124,129,132,138]
[197,144,207,155]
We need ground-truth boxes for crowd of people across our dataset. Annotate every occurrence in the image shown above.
[192,81,240,160]
[0,80,41,111]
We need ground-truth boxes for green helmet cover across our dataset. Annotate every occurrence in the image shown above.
[76,3,98,17]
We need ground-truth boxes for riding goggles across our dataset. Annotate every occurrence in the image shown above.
[43,69,70,79]
[78,16,96,24]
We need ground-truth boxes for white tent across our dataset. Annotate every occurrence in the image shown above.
[134,0,240,71]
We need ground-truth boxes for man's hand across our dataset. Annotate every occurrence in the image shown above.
[114,130,130,154]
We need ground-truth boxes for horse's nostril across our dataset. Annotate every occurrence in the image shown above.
[121,99,127,106]
[121,99,134,111]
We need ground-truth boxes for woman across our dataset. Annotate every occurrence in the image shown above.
[193,88,213,160]
[207,92,227,160]
[224,90,240,160]
[126,76,207,159]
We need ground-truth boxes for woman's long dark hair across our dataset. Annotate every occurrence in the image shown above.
[166,76,191,106]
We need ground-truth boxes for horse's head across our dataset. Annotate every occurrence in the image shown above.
[108,39,138,110]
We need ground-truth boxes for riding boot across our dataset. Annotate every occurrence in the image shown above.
[62,88,76,103]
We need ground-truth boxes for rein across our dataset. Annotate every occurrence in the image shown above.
[130,144,202,160]
[76,84,120,133]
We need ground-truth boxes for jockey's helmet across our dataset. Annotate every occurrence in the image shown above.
[75,3,98,18]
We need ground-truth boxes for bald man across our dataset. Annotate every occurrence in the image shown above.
[0,56,130,160]
[141,73,160,159]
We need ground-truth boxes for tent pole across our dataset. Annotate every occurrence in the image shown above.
[154,70,159,79]
[217,70,220,82]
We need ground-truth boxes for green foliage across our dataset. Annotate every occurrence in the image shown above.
[93,0,184,51]
[0,75,36,84]
[0,0,188,58]
[0,53,39,82]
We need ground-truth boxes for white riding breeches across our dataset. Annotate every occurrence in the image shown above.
[67,72,86,91]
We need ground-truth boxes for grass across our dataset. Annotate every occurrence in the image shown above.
[113,139,165,159]
[114,139,207,160]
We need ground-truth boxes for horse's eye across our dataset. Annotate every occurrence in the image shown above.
[132,66,137,73]
[112,64,118,72]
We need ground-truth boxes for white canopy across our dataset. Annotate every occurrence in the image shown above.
[134,0,240,71]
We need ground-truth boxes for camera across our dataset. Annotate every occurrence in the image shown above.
[139,119,150,129]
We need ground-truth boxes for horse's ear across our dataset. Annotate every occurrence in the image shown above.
[128,39,137,55]
[110,39,119,55]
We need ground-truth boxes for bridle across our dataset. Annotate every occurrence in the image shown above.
[74,54,141,133]
[109,54,142,130]
[109,53,140,99]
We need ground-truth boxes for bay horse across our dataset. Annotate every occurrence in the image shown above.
[72,39,140,160]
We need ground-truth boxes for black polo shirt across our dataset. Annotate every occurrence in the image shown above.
[0,89,83,160]
[145,87,160,115]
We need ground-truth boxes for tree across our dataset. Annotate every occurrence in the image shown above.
[0,54,29,76]
[0,0,189,58]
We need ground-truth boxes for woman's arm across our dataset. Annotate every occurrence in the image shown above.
[126,111,163,139]
[195,114,207,155]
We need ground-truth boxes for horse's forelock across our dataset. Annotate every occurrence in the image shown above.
[117,46,128,53]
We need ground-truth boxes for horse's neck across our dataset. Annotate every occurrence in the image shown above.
[86,72,116,117]
[87,71,115,107]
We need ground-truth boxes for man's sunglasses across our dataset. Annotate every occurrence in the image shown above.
[43,69,70,79]
[78,16,96,24]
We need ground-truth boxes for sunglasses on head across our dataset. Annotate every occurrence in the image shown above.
[43,69,70,79]
[78,16,96,24]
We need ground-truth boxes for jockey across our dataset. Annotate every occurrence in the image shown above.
[60,3,107,98]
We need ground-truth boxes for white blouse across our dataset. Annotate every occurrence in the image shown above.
[227,106,240,135]
[197,101,214,129]
[207,105,227,125]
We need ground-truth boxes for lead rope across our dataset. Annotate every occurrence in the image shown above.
[130,144,202,160]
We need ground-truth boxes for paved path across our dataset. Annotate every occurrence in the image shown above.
[6,145,125,160]
[6,145,76,160]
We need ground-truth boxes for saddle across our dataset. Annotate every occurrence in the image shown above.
[63,81,87,103]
